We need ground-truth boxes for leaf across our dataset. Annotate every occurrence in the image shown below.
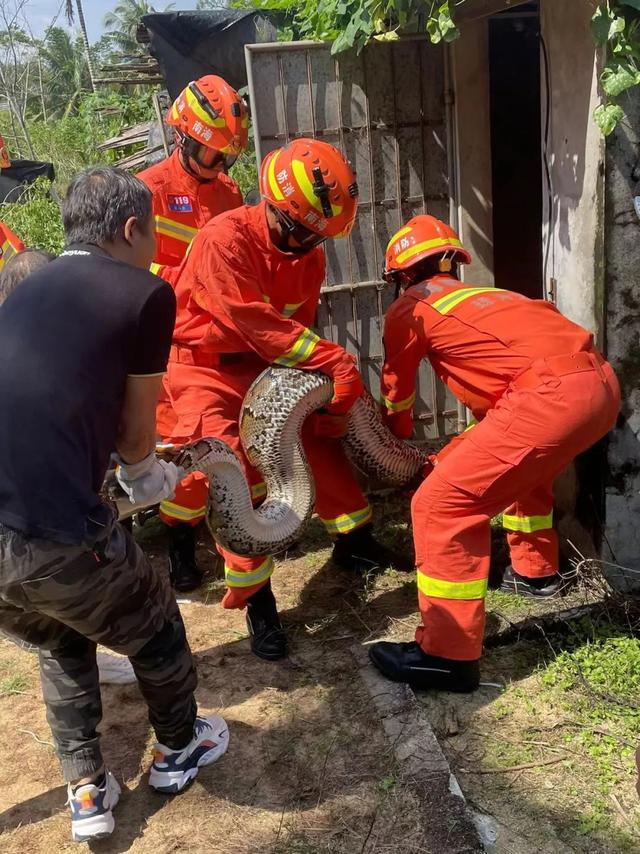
[427,17,443,44]
[608,16,626,40]
[591,3,614,45]
[601,61,640,96]
[593,102,624,135]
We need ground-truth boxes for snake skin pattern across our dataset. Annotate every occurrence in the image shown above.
[105,366,427,557]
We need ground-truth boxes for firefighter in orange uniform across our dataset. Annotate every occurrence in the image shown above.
[368,215,621,692]
[138,75,249,592]
[165,138,398,660]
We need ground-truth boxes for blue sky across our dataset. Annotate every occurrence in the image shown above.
[27,1,197,42]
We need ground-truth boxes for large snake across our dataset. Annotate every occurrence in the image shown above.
[105,367,426,556]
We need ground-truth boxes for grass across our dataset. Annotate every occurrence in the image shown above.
[0,675,28,696]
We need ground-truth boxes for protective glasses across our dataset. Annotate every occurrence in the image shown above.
[275,208,327,250]
[180,134,237,172]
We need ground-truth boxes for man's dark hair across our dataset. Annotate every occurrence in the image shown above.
[0,249,55,305]
[62,166,152,246]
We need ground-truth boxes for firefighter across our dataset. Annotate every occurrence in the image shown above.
[0,221,24,274]
[138,75,249,593]
[165,138,398,660]
[368,214,621,693]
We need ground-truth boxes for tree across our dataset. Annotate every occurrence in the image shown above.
[42,26,90,118]
[64,0,96,91]
[104,1,176,56]
[196,0,229,8]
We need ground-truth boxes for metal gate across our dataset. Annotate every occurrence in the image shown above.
[245,39,462,441]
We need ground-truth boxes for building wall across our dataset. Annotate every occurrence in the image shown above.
[540,0,605,342]
[604,87,640,593]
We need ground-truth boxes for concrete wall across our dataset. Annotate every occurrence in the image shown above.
[451,19,495,284]
[604,87,640,593]
[540,0,605,343]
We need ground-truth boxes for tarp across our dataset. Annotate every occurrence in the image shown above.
[141,10,279,99]
[0,160,55,204]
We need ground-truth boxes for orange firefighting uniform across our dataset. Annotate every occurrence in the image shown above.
[0,221,24,272]
[165,200,372,607]
[138,148,243,525]
[381,276,620,661]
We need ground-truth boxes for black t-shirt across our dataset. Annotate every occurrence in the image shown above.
[0,244,176,543]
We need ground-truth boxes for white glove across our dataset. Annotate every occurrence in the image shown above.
[115,452,184,507]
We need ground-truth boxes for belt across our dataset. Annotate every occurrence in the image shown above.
[169,344,248,368]
[513,349,607,391]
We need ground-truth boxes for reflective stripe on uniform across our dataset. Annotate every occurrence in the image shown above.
[395,236,464,266]
[0,239,18,269]
[159,499,207,522]
[381,391,416,413]
[274,327,320,368]
[283,302,305,318]
[322,505,373,535]
[502,512,553,534]
[150,262,162,275]
[417,572,488,600]
[251,482,267,501]
[155,215,198,244]
[431,286,503,315]
[224,557,274,588]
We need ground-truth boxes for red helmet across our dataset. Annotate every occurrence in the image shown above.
[260,138,358,239]
[167,75,249,157]
[385,215,471,275]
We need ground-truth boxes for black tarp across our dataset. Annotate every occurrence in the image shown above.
[0,159,55,203]
[141,10,279,99]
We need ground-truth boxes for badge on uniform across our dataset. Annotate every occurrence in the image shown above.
[167,194,193,212]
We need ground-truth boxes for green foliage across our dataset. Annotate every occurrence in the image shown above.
[104,1,176,54]
[592,1,640,135]
[0,179,64,254]
[243,0,460,55]
[230,142,259,199]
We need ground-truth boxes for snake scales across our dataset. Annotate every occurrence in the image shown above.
[105,366,426,557]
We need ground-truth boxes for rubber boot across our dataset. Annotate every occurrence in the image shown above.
[332,523,411,573]
[500,565,563,598]
[369,641,480,693]
[246,580,288,661]
[168,523,203,593]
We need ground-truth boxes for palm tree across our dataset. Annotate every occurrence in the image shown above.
[65,0,96,92]
[42,26,91,118]
[104,1,175,56]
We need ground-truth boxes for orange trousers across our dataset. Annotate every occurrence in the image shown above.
[411,355,620,661]
[164,356,371,608]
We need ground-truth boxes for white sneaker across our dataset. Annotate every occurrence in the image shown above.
[148,714,230,794]
[96,651,137,685]
[68,769,121,843]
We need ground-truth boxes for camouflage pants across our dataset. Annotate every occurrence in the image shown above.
[0,511,198,781]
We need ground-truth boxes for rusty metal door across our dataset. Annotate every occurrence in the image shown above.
[245,39,462,441]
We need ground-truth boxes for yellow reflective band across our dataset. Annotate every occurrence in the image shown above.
[464,419,478,433]
[381,391,416,413]
[291,159,343,217]
[322,505,373,535]
[417,572,488,600]
[251,482,267,500]
[395,236,463,266]
[502,512,553,534]
[267,150,285,202]
[159,500,207,521]
[155,215,198,244]
[150,262,162,275]
[184,86,226,129]
[431,287,503,315]
[274,327,320,368]
[283,301,305,318]
[224,557,275,588]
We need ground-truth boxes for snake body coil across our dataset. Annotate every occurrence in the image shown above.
[107,367,426,556]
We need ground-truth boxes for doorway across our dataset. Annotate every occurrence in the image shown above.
[489,3,543,299]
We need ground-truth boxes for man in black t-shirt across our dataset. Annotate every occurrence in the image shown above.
[0,167,228,844]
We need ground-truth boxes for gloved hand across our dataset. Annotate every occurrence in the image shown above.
[381,407,414,440]
[312,410,350,439]
[115,451,184,507]
[327,357,364,415]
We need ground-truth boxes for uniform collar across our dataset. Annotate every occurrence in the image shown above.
[60,243,110,258]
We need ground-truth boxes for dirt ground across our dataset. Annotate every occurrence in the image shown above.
[0,497,638,853]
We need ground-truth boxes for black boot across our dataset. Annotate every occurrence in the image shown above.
[246,581,288,661]
[332,523,410,573]
[369,641,480,693]
[168,524,203,593]
[500,565,563,598]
